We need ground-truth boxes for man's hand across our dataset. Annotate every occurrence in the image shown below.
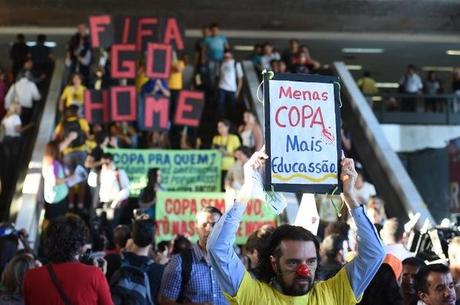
[237,146,267,204]
[340,157,359,209]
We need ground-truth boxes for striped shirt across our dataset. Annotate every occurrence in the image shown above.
[159,243,228,305]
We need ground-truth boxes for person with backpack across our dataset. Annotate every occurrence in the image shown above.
[53,104,90,210]
[109,219,164,305]
[159,206,228,305]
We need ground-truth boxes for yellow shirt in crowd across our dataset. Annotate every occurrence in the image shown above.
[61,85,87,108]
[136,71,150,93]
[54,117,90,154]
[357,77,378,95]
[226,268,359,305]
[168,60,185,90]
[212,134,241,171]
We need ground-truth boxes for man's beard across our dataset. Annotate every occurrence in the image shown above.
[275,270,312,296]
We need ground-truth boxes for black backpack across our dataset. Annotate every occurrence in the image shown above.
[110,254,153,305]
[62,118,85,148]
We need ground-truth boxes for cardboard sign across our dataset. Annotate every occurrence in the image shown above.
[136,17,161,51]
[155,192,277,244]
[174,90,204,127]
[89,15,185,51]
[264,73,342,193]
[145,43,172,79]
[113,16,138,45]
[88,15,114,49]
[111,44,138,79]
[84,90,110,124]
[84,89,206,127]
[142,95,170,131]
[160,17,185,51]
[110,86,137,122]
[107,149,222,196]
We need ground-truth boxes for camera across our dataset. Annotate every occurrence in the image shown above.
[79,249,105,268]
[0,223,20,238]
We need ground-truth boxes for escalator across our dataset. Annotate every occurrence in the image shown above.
[0,65,55,222]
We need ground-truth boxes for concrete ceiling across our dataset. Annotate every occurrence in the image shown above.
[0,0,459,33]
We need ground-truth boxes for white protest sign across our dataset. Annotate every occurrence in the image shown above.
[264,74,341,193]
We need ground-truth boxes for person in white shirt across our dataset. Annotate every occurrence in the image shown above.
[98,152,130,228]
[380,218,414,262]
[399,64,423,112]
[4,74,41,125]
[217,50,243,122]
[1,103,33,195]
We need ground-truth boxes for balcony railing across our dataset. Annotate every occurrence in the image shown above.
[367,93,460,125]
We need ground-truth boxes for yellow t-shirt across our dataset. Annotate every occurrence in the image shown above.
[212,134,241,171]
[357,77,378,95]
[136,71,149,93]
[168,60,185,90]
[225,268,359,305]
[61,85,87,108]
[54,117,90,154]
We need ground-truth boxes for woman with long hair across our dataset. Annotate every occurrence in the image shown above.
[59,73,86,113]
[42,140,72,220]
[238,111,263,152]
[138,168,162,219]
[0,252,37,305]
[212,119,241,191]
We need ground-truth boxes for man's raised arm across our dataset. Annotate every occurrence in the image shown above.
[207,149,268,297]
[340,158,386,298]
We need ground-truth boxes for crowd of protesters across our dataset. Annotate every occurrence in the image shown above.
[0,146,459,305]
[1,21,460,305]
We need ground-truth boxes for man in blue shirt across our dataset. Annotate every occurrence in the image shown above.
[159,206,228,305]
[202,23,229,88]
[207,148,385,304]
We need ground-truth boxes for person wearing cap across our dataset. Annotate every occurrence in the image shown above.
[207,148,385,304]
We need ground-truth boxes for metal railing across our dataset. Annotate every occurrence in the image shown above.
[369,93,460,125]
[13,59,65,250]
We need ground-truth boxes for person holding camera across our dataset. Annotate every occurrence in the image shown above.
[211,119,241,191]
[23,215,113,305]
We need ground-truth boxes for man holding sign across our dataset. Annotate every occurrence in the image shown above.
[207,148,385,304]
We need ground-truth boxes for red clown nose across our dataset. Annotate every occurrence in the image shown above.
[296,264,310,277]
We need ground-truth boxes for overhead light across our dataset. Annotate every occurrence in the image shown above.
[346,65,362,71]
[233,45,254,52]
[447,50,460,56]
[26,41,57,48]
[422,66,453,72]
[372,96,382,101]
[342,48,384,54]
[375,82,399,88]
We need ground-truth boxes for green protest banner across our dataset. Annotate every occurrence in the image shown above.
[155,192,278,244]
[107,149,221,196]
